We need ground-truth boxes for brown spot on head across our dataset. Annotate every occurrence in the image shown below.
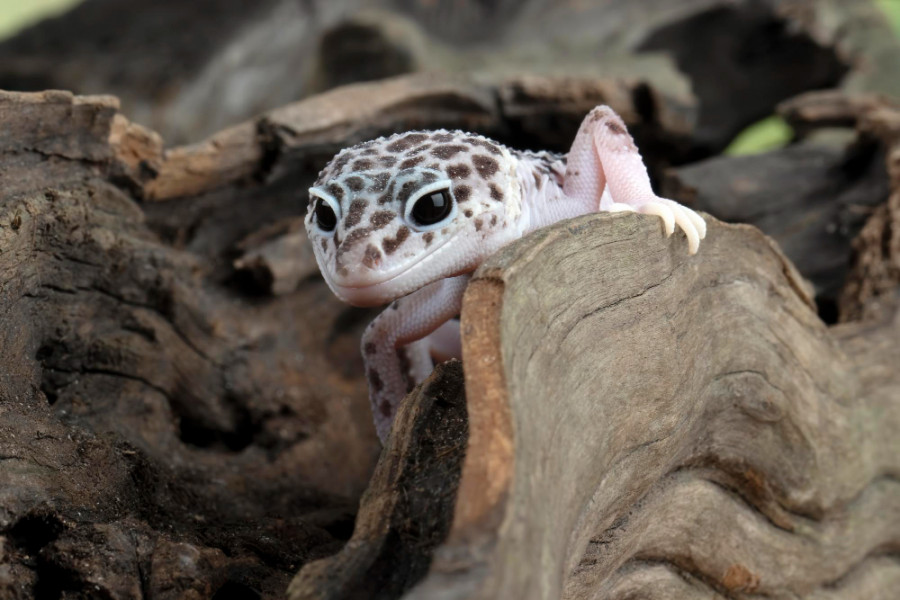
[472,155,499,179]
[454,185,471,202]
[352,159,374,171]
[344,199,368,229]
[370,210,395,229]
[386,133,428,153]
[382,226,410,255]
[605,120,626,136]
[362,243,382,269]
[423,232,434,245]
[329,152,352,175]
[431,132,455,143]
[399,156,425,169]
[464,209,473,218]
[345,176,365,192]
[380,155,398,168]
[320,238,328,252]
[489,183,504,201]
[447,164,471,179]
[490,215,497,226]
[406,144,432,156]
[474,218,483,231]
[368,369,384,393]
[396,180,418,204]
[335,226,372,262]
[465,137,502,155]
[431,144,469,160]
[378,181,396,205]
[326,183,344,201]
[364,342,377,355]
[368,172,390,193]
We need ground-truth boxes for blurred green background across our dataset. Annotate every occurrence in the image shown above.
[0,0,898,154]
[0,0,81,40]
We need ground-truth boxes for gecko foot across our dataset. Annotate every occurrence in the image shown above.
[638,198,706,254]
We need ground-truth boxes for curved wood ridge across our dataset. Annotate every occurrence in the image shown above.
[409,213,900,599]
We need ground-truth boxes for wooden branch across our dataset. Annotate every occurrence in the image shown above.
[140,73,689,202]
[292,214,900,599]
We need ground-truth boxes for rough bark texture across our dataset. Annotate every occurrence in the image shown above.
[0,89,381,599]
[431,213,899,599]
[661,129,890,322]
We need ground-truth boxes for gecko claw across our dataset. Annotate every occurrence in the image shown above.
[631,198,706,254]
[638,200,676,237]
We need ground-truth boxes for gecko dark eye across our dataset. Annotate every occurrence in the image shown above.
[410,189,452,226]
[314,198,337,232]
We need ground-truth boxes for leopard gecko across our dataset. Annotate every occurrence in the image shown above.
[305,106,706,441]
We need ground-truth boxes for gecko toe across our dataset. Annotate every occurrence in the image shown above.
[639,201,675,236]
[683,207,707,239]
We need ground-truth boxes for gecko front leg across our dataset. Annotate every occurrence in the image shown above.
[564,106,707,253]
[361,274,470,441]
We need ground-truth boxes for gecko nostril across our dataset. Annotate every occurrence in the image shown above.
[362,243,383,269]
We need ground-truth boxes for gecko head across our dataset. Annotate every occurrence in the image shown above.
[305,130,521,307]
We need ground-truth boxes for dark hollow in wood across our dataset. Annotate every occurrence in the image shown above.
[289,361,468,600]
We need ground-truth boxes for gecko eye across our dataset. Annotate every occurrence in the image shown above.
[410,189,452,227]
[308,191,341,234]
[314,199,337,231]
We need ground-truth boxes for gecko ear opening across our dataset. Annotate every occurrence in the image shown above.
[404,180,456,232]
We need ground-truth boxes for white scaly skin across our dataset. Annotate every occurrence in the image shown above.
[305,106,706,441]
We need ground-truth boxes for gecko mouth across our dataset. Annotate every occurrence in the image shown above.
[324,231,466,306]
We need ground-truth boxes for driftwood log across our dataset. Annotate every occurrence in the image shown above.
[1,72,899,598]
[289,214,900,599]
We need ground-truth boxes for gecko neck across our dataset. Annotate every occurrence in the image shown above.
[514,152,599,235]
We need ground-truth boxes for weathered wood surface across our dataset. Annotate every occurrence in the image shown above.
[141,72,690,203]
[290,214,900,599]
[439,213,900,599]
[0,90,381,599]
[2,70,900,599]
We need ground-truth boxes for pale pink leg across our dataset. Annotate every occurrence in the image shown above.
[564,106,706,254]
[423,319,462,363]
[361,274,470,441]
